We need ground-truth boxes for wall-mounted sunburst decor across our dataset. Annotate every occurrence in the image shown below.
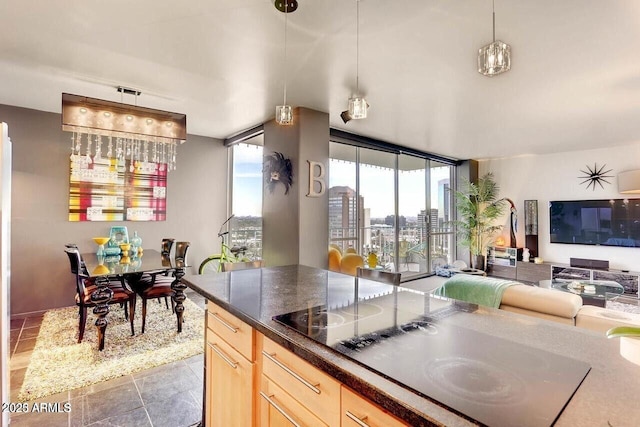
[578,163,613,190]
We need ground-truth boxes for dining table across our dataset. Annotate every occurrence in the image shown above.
[81,249,189,351]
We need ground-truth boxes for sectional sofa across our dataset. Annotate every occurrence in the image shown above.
[434,274,640,333]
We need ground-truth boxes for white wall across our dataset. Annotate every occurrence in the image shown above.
[480,143,640,271]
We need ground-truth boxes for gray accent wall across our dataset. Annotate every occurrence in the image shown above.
[0,104,227,315]
[262,108,329,269]
[297,108,329,269]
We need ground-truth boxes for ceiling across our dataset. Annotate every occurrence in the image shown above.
[1,0,640,160]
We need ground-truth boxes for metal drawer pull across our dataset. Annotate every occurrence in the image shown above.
[208,342,238,369]
[210,312,238,333]
[346,411,370,427]
[262,351,321,394]
[260,391,301,427]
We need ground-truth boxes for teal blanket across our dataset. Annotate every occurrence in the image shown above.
[433,274,519,308]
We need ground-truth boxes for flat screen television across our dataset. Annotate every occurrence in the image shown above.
[550,199,640,247]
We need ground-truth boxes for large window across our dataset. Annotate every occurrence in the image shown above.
[230,141,263,260]
[329,139,455,280]
[398,154,426,275]
[360,149,396,272]
[328,144,357,253]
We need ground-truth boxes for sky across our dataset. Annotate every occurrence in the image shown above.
[330,159,451,218]
[232,144,263,216]
[231,144,451,218]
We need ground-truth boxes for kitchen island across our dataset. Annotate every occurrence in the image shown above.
[183,265,640,427]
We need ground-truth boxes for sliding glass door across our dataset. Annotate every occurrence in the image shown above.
[398,154,427,276]
[328,144,357,253]
[428,161,455,271]
[329,141,455,280]
[359,148,396,271]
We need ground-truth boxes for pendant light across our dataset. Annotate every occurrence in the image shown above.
[478,0,511,77]
[275,1,297,125]
[61,90,186,172]
[342,0,368,123]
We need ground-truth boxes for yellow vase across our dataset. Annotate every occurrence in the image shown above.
[367,252,378,269]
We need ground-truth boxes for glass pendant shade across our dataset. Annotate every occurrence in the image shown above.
[275,105,293,125]
[274,1,294,125]
[478,40,511,76]
[348,96,368,120]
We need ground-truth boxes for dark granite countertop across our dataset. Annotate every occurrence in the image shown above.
[182,265,640,427]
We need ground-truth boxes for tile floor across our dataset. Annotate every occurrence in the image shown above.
[8,289,206,427]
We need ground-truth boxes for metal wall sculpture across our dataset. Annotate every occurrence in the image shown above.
[264,152,293,195]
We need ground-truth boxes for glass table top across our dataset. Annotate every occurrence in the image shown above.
[81,249,187,277]
[539,279,624,299]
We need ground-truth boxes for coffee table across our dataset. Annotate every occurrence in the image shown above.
[435,266,486,277]
[539,279,624,307]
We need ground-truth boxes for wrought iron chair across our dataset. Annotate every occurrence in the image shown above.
[65,246,136,342]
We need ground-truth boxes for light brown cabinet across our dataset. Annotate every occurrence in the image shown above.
[203,301,412,426]
[205,301,256,427]
[259,376,329,426]
[341,386,409,427]
[259,334,341,426]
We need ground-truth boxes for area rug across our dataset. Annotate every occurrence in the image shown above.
[607,299,640,315]
[18,298,204,402]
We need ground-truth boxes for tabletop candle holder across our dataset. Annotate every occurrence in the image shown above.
[92,237,110,256]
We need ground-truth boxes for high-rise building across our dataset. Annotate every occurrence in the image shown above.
[328,186,364,252]
[438,178,451,225]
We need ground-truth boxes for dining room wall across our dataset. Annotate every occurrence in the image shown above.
[0,103,227,316]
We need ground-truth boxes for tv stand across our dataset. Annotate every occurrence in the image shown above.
[489,261,640,298]
[551,265,639,297]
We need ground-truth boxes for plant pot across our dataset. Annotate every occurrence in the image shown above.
[472,255,485,271]
[620,337,640,366]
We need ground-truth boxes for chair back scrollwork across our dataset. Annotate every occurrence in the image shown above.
[161,238,175,256]
[175,241,190,267]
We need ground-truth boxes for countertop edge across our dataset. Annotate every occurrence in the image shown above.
[185,278,478,427]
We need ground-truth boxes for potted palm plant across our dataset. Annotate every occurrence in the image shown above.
[451,172,507,270]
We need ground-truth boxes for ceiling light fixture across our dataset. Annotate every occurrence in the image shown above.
[275,0,297,126]
[61,89,186,172]
[341,0,368,124]
[478,0,511,77]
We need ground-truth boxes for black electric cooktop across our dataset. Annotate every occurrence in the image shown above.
[274,293,591,427]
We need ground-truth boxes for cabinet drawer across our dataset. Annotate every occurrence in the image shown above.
[207,300,254,361]
[516,261,551,284]
[206,331,254,427]
[260,376,328,427]
[260,336,340,427]
[487,264,516,280]
[341,386,409,427]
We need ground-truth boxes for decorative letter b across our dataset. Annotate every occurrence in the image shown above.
[307,161,326,197]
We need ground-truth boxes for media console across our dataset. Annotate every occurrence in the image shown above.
[487,260,640,298]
